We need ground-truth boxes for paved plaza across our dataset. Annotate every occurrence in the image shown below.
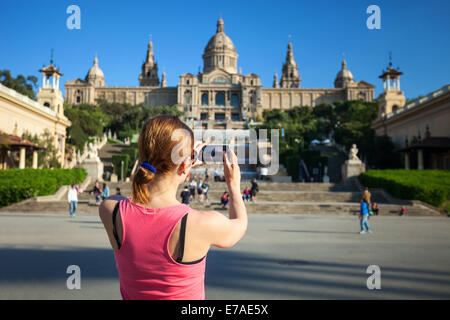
[0,212,449,299]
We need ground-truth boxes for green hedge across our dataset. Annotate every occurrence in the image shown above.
[112,154,130,181]
[359,169,450,207]
[0,168,87,208]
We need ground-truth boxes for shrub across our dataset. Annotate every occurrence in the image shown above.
[0,168,87,208]
[359,169,450,207]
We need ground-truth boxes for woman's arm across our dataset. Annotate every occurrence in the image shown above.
[196,148,248,248]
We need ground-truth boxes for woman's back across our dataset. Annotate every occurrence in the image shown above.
[114,198,206,300]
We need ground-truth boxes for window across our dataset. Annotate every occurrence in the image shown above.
[392,105,399,113]
[215,92,225,106]
[215,113,225,121]
[200,113,208,120]
[201,93,209,106]
[186,79,190,85]
[231,113,240,121]
[184,90,192,104]
[231,93,239,107]
[44,102,50,107]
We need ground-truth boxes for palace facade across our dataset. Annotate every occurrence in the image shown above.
[65,18,375,129]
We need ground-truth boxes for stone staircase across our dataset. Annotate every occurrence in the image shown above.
[0,179,440,216]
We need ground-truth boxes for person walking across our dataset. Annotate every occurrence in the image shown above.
[202,179,209,203]
[91,181,102,206]
[180,185,191,205]
[197,178,204,202]
[360,198,371,234]
[99,115,247,300]
[68,184,78,217]
[102,183,110,201]
[250,178,259,202]
[189,178,197,201]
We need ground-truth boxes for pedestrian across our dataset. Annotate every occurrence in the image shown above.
[250,178,259,202]
[242,187,250,201]
[400,206,406,216]
[197,178,204,202]
[102,183,110,201]
[202,179,209,203]
[91,181,102,206]
[371,202,379,216]
[180,185,190,205]
[360,198,371,234]
[99,114,247,300]
[205,168,210,180]
[189,178,197,201]
[260,166,269,181]
[221,191,229,208]
[115,187,122,196]
[68,184,78,217]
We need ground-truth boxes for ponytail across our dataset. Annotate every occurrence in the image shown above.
[130,115,194,205]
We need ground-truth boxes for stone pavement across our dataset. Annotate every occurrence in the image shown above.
[0,212,449,299]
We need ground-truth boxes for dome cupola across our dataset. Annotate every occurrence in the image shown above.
[202,17,238,74]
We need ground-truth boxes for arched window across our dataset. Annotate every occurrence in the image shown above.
[231,93,239,107]
[201,93,209,106]
[392,105,399,113]
[44,102,50,107]
[215,92,225,106]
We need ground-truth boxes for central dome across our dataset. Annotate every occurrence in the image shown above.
[202,18,238,74]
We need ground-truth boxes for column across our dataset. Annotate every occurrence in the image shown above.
[417,149,424,170]
[404,152,410,170]
[397,77,401,91]
[42,75,46,88]
[32,150,38,169]
[19,147,26,169]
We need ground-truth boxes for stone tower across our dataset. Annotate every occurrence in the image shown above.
[280,41,301,88]
[139,38,160,86]
[377,58,406,118]
[36,59,65,117]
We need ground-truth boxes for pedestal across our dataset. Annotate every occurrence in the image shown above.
[81,158,104,181]
[341,159,366,183]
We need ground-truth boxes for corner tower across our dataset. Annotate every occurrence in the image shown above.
[139,38,160,86]
[280,41,301,88]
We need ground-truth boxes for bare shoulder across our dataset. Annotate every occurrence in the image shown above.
[188,209,227,226]
[99,195,127,218]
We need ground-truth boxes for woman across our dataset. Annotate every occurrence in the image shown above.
[360,198,371,234]
[99,115,247,300]
[101,183,110,201]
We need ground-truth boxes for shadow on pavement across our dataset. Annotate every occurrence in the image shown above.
[0,246,449,299]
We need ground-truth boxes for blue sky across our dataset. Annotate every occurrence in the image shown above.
[1,0,449,100]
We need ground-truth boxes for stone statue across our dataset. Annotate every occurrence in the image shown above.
[349,144,360,161]
[87,142,99,160]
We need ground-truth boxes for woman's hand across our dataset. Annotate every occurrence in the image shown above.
[223,147,241,191]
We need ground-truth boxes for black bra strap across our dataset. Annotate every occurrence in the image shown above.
[176,214,188,263]
[112,201,121,249]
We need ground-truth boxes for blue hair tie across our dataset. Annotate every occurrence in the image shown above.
[141,161,157,173]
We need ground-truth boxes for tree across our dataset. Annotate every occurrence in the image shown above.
[22,129,61,168]
[0,69,37,100]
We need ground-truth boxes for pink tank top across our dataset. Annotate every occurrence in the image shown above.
[114,198,206,300]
